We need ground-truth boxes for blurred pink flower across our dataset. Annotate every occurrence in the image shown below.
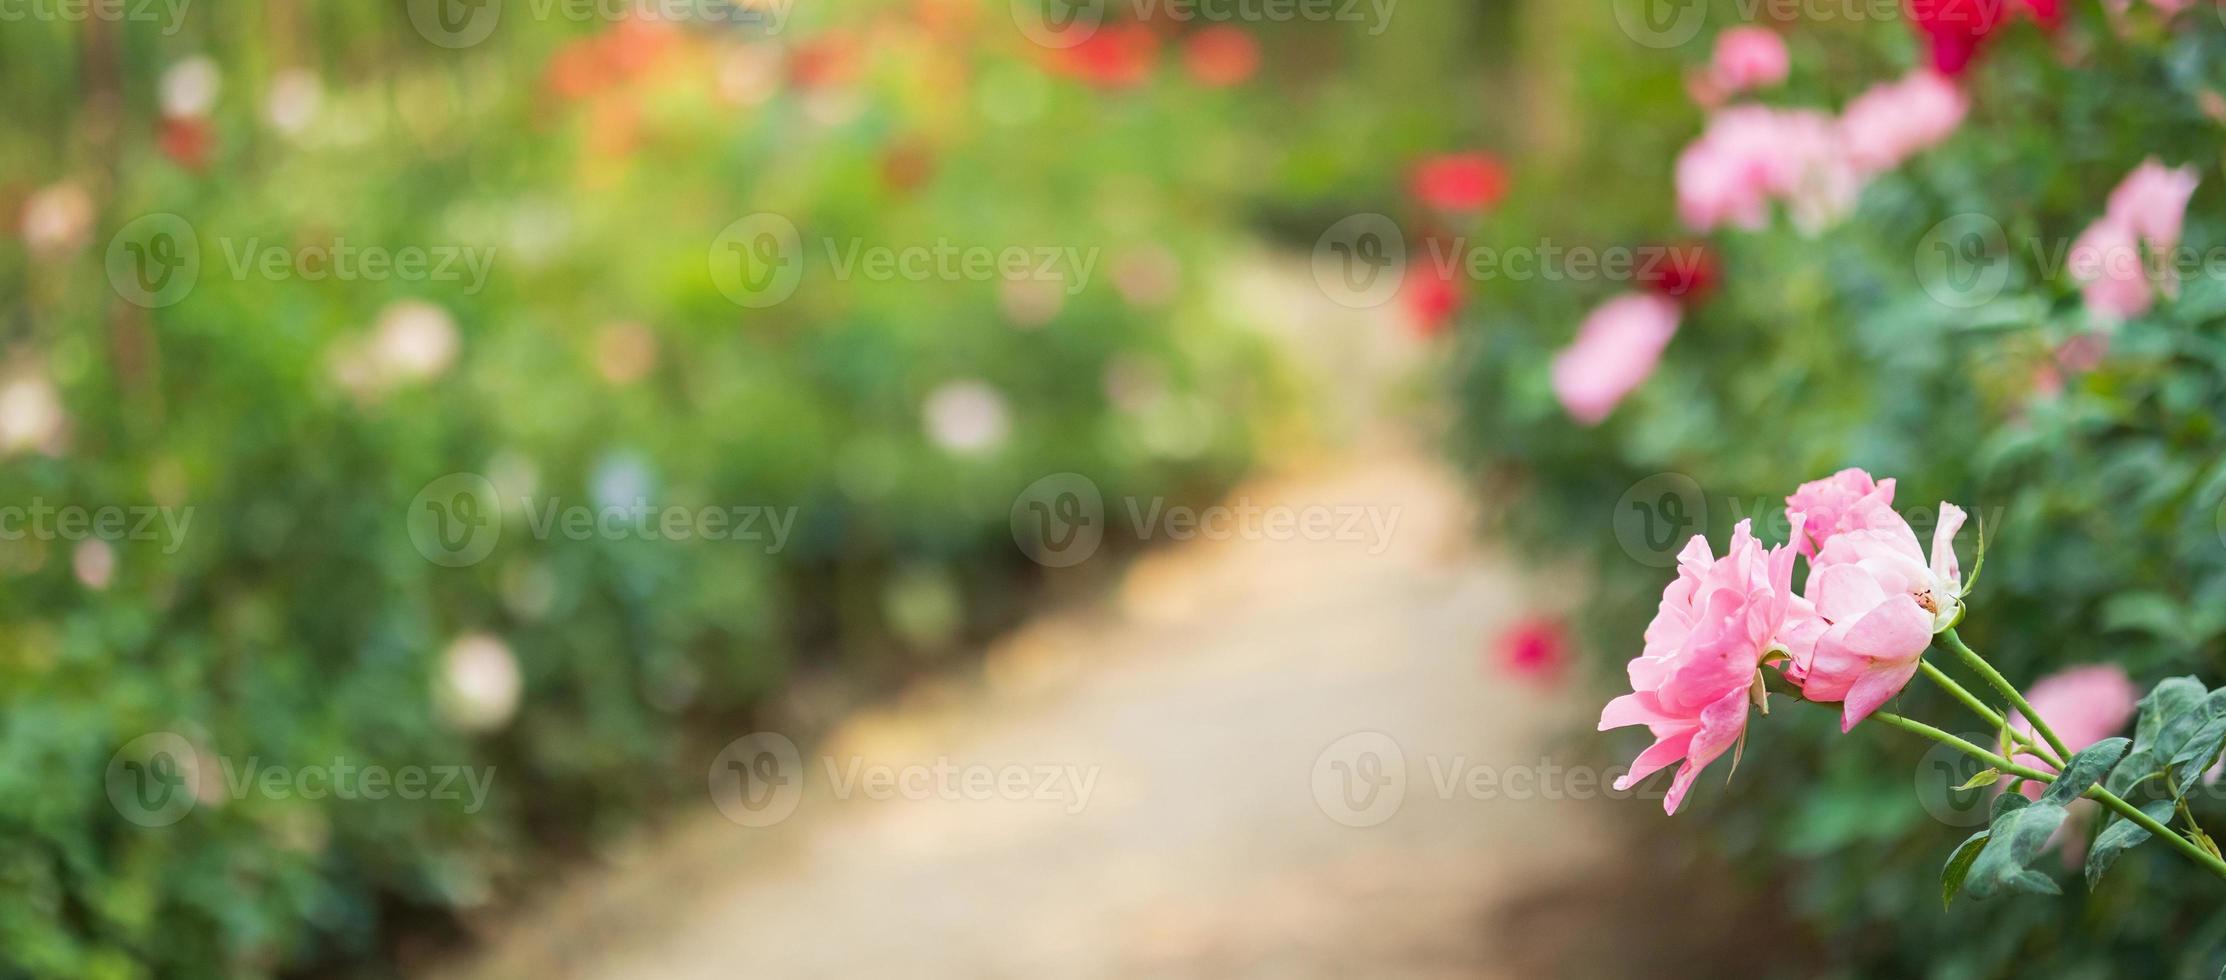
[1549,292,1680,425]
[1796,493,1966,730]
[2068,158,2200,323]
[2068,219,2154,322]
[1708,27,1789,96]
[1600,519,1806,814]
[2108,158,2201,264]
[1676,106,1855,233]
[1497,617,1568,683]
[2008,664,2137,797]
[1840,70,1968,176]
[18,182,93,257]
[1785,467,1899,559]
[2055,331,2111,373]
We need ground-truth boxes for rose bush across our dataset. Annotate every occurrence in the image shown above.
[1447,0,2226,973]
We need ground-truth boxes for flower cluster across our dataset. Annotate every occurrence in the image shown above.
[2069,158,2202,324]
[1600,468,1969,813]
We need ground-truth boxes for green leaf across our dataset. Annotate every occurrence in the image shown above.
[2039,738,2130,807]
[1966,799,2071,899]
[2169,715,2226,793]
[1956,768,2002,792]
[2109,681,2222,796]
[1943,829,1991,908]
[2085,801,2175,891]
[1992,790,2030,821]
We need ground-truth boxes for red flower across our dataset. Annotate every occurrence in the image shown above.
[1638,243,1718,303]
[1182,26,1259,87]
[158,117,212,171]
[1401,264,1464,338]
[1409,153,1508,213]
[791,32,861,89]
[1497,618,1568,683]
[1057,24,1159,88]
[1905,0,2058,75]
[546,40,608,101]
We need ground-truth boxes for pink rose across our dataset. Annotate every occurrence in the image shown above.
[1602,519,1811,814]
[1676,106,1856,234]
[2008,664,2137,797]
[1785,468,1900,559]
[1708,27,1789,96]
[2068,218,2155,323]
[1795,495,1967,730]
[1550,292,1680,425]
[2069,158,2200,323]
[1839,70,1968,176]
[2107,158,2200,262]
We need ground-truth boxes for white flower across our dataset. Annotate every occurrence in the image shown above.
[371,300,459,382]
[0,374,65,454]
[265,68,322,134]
[160,56,221,119]
[923,380,1011,456]
[19,183,93,256]
[436,633,522,732]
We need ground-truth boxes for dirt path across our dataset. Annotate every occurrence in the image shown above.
[441,260,1708,979]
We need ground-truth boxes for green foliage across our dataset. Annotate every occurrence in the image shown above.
[0,0,1516,973]
[1449,3,2226,975]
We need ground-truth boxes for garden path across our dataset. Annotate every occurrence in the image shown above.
[441,259,1738,979]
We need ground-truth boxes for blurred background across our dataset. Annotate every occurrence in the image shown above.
[10,0,2226,976]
